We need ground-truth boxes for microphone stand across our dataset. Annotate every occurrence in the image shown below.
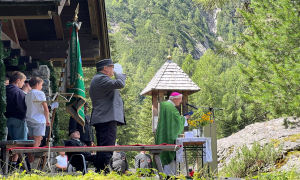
[186,103,223,137]
[186,103,223,173]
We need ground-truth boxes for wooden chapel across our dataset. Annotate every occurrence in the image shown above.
[140,54,218,172]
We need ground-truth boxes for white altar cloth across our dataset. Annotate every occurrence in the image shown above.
[176,137,212,163]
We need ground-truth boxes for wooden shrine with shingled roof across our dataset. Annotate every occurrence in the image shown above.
[140,53,201,133]
[140,53,218,173]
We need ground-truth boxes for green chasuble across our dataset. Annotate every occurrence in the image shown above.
[155,101,185,166]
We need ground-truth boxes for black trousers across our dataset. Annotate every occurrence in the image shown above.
[82,141,92,146]
[71,154,96,171]
[94,121,117,172]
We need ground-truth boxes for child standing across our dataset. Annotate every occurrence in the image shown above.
[5,71,27,169]
[25,77,50,165]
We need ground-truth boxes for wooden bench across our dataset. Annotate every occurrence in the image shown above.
[9,144,181,174]
[0,140,35,174]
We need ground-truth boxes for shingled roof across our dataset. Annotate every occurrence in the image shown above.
[140,60,200,96]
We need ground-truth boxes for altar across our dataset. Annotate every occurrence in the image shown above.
[176,137,212,176]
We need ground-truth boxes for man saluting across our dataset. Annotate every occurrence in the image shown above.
[89,59,126,173]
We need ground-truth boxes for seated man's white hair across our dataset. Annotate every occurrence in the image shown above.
[169,94,182,100]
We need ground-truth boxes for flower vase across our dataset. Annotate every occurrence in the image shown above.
[199,126,204,137]
[193,126,205,137]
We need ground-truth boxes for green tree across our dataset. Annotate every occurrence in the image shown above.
[181,54,196,77]
[190,50,266,138]
[237,0,300,117]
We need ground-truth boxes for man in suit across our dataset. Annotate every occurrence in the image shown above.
[135,151,153,176]
[89,59,126,172]
[65,129,96,171]
[69,103,94,146]
[109,150,128,174]
[135,151,152,169]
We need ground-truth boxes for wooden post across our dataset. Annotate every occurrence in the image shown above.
[182,91,188,115]
[1,143,10,174]
[158,90,164,102]
[94,0,111,59]
[182,91,189,132]
[204,122,218,173]
[156,91,164,135]
[152,91,158,133]
[18,153,28,172]
[149,149,163,177]
[41,107,57,170]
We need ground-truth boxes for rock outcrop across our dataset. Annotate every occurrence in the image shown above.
[217,117,300,171]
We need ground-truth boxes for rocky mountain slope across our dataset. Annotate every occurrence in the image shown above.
[217,117,300,171]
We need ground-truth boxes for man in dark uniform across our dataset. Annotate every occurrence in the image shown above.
[65,129,96,172]
[89,59,126,172]
[69,103,94,146]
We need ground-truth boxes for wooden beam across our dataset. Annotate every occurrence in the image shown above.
[0,6,53,19]
[19,40,99,60]
[50,57,96,62]
[94,0,111,59]
[53,15,64,40]
[13,19,28,41]
[0,0,54,3]
[57,0,66,15]
[87,0,98,39]
[11,145,181,153]
[0,15,52,19]
[1,20,19,46]
[1,32,26,56]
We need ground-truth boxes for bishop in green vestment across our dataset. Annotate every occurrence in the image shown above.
[155,92,191,175]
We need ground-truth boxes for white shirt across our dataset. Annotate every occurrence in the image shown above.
[25,89,47,124]
[167,100,188,126]
[56,155,68,167]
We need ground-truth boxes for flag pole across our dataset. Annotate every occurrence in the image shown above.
[41,4,80,171]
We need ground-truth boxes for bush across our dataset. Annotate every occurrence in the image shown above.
[1,169,188,180]
[251,169,300,180]
[220,142,283,178]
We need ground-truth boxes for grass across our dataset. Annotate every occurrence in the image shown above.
[2,169,300,180]
[250,169,300,180]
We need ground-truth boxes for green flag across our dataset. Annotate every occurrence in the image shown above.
[66,22,86,128]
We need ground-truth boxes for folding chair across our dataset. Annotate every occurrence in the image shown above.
[63,140,88,175]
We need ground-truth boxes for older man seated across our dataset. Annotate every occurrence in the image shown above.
[65,129,97,172]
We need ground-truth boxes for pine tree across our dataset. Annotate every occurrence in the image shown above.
[182,54,196,77]
[237,0,300,117]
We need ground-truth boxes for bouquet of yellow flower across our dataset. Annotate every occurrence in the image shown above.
[187,112,213,128]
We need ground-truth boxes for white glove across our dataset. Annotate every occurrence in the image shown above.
[114,63,123,74]
[51,102,59,110]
